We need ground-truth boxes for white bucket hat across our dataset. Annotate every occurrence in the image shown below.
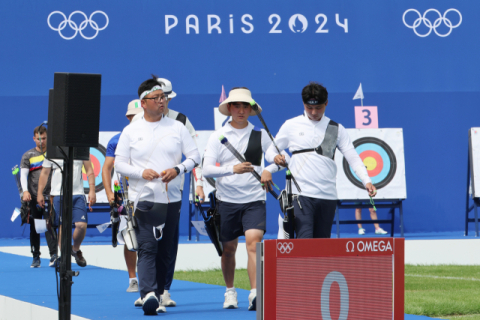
[156,78,177,99]
[218,88,262,116]
[126,99,143,116]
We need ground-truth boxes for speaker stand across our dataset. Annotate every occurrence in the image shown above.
[58,147,79,320]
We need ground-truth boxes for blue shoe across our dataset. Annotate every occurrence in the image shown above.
[31,256,41,268]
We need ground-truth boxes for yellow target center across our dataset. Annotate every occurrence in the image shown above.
[82,163,95,174]
[363,157,377,171]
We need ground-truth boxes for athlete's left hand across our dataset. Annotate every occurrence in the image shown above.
[261,170,273,191]
[366,183,377,197]
[161,168,178,183]
[88,190,96,212]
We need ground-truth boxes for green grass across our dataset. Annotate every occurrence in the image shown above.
[174,265,480,319]
[174,268,251,290]
[405,265,480,319]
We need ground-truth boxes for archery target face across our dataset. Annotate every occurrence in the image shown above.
[82,144,113,194]
[335,129,406,200]
[343,137,397,189]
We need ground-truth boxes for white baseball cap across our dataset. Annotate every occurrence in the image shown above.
[156,78,177,99]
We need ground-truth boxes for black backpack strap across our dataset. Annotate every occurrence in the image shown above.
[175,112,187,125]
[244,128,262,166]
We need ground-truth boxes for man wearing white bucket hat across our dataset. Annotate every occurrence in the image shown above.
[102,99,144,293]
[132,76,205,308]
[203,87,288,311]
[265,81,377,238]
[115,77,200,315]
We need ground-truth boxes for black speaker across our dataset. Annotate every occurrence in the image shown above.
[46,89,90,161]
[51,73,101,147]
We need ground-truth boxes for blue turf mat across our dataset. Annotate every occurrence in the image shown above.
[0,251,446,319]
[0,251,255,319]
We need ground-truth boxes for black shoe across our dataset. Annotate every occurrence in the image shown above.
[31,256,41,268]
[72,249,87,267]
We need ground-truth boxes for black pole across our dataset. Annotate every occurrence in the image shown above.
[59,147,74,320]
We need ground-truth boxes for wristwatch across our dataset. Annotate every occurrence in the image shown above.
[173,166,180,175]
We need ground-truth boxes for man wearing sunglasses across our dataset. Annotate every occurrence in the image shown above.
[265,82,377,239]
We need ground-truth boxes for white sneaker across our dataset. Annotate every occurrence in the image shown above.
[375,228,388,235]
[160,290,176,307]
[358,228,366,235]
[223,289,238,309]
[126,279,139,292]
[134,297,143,307]
[156,303,166,313]
[248,292,256,311]
[142,292,159,315]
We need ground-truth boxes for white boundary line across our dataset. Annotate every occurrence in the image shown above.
[405,274,480,281]
[0,295,89,320]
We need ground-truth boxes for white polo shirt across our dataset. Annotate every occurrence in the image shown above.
[42,159,86,196]
[265,112,370,200]
[115,115,200,203]
[203,122,285,203]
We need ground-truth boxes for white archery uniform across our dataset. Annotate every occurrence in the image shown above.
[115,115,200,203]
[265,112,371,199]
[203,122,288,203]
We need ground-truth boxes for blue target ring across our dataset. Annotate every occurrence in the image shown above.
[343,137,397,190]
[349,143,391,184]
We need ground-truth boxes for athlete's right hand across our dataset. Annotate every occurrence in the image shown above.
[23,191,32,202]
[233,162,254,174]
[37,194,44,208]
[142,169,160,181]
[106,190,115,204]
[274,155,287,167]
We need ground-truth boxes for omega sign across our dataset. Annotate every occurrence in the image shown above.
[164,13,348,34]
[346,240,392,253]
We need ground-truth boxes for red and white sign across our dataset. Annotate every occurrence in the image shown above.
[261,238,404,320]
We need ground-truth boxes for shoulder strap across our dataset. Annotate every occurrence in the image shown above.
[175,112,187,126]
[244,128,262,166]
[291,120,339,160]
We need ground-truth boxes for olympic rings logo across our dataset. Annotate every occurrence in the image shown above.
[402,9,462,37]
[47,11,109,40]
[277,242,294,254]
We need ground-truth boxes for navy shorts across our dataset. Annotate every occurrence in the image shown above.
[53,195,88,226]
[218,200,266,242]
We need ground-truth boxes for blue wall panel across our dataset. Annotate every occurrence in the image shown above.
[1,0,479,238]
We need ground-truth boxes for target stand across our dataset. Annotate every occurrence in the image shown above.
[334,199,404,237]
[256,238,405,320]
[334,129,407,238]
[465,128,480,237]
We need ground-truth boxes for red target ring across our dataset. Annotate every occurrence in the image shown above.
[82,154,101,180]
[359,150,383,177]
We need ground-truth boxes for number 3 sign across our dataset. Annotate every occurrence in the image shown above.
[355,106,378,128]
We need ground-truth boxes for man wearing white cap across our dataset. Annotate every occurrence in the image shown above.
[132,76,205,307]
[102,99,144,293]
[203,87,287,311]
[115,76,200,315]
